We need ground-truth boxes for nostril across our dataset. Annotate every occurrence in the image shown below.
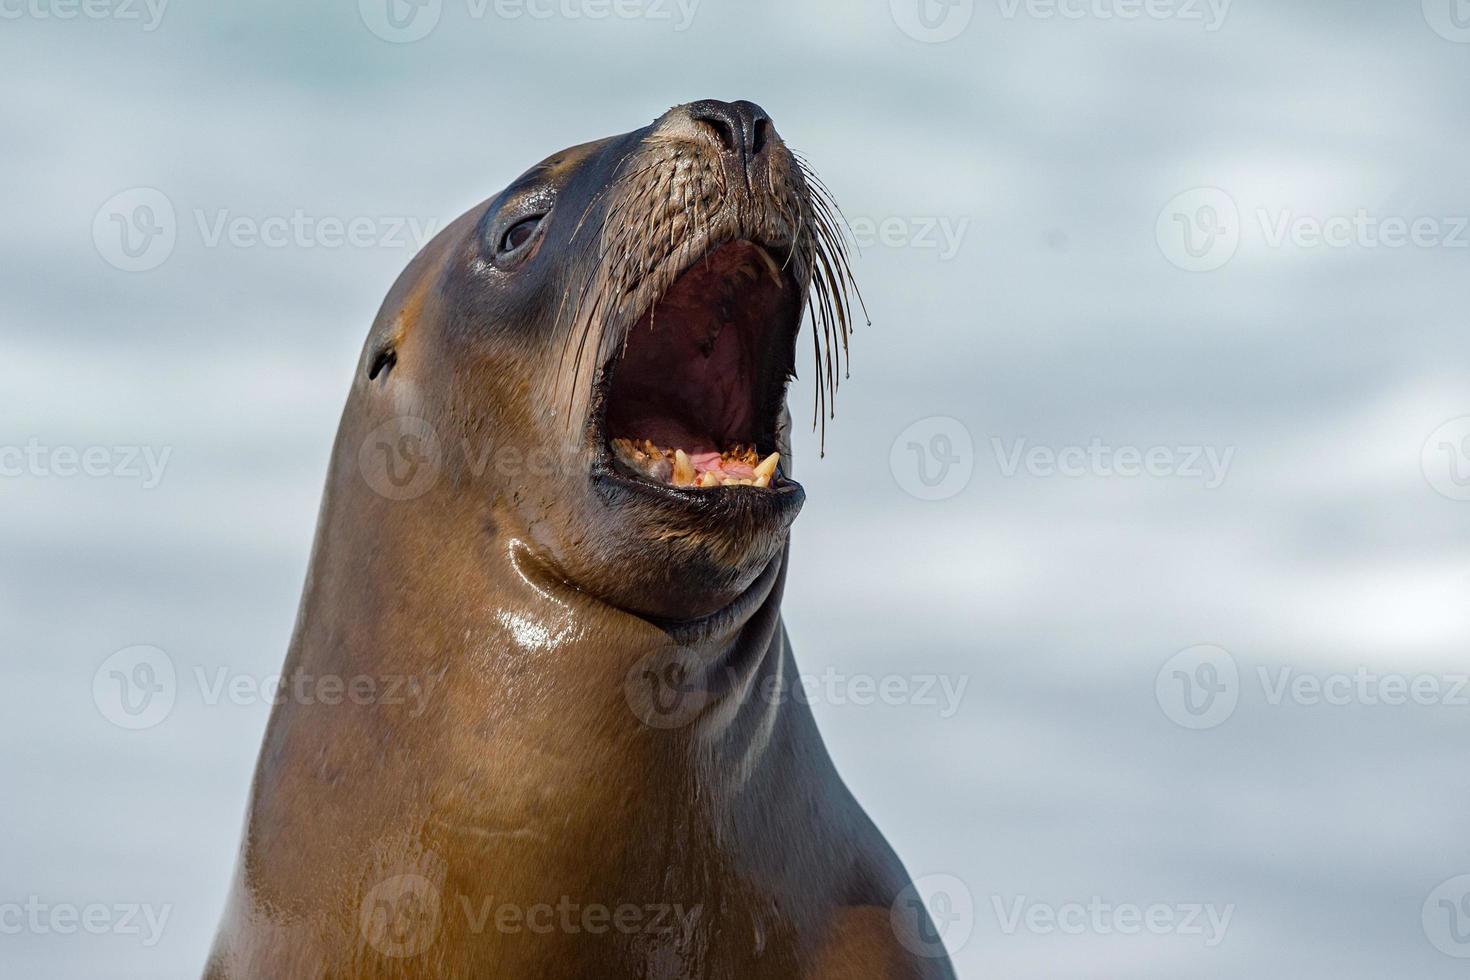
[694,113,739,154]
[751,118,769,157]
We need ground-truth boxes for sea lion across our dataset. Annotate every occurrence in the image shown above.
[206,99,956,979]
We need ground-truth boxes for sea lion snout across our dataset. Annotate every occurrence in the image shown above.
[683,100,772,157]
[666,99,776,181]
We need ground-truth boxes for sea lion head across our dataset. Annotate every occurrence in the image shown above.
[352,100,859,622]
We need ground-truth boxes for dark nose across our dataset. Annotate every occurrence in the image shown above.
[686,99,772,161]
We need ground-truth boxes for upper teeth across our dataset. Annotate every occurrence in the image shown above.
[613,439,781,490]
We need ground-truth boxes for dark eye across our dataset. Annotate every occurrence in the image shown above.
[501,216,543,254]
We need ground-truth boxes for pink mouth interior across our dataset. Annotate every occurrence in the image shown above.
[603,241,796,458]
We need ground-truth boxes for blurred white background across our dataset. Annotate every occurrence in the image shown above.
[4,0,1470,976]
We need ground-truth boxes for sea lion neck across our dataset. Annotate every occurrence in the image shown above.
[297,457,797,764]
[464,525,797,758]
[473,534,800,816]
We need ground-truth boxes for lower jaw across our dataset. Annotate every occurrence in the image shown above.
[582,474,803,615]
[574,442,805,622]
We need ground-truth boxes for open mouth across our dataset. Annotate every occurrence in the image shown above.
[597,239,802,494]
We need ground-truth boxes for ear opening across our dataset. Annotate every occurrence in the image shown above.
[367,343,397,381]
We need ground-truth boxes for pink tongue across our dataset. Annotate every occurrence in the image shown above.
[689,452,730,479]
[687,453,756,480]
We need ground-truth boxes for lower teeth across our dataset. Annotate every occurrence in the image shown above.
[611,439,779,489]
